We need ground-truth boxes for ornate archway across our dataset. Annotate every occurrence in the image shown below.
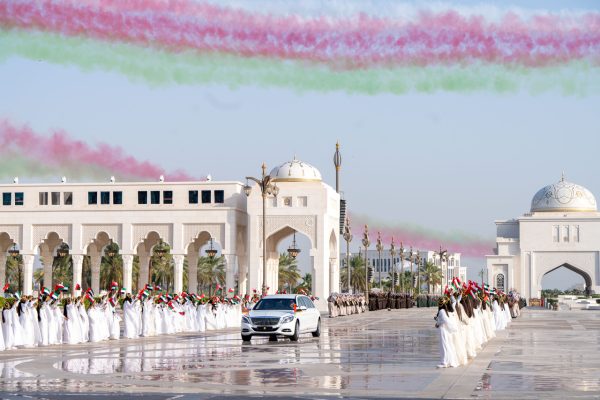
[540,263,593,296]
[264,225,314,295]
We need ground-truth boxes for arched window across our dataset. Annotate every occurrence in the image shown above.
[496,273,505,291]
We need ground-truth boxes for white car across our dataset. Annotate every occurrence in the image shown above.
[241,294,321,342]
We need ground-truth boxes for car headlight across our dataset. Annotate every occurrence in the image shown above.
[280,314,294,324]
[242,315,251,324]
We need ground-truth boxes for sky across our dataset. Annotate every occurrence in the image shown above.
[1,0,599,289]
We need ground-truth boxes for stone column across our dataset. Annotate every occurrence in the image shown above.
[122,255,133,294]
[329,258,338,294]
[22,254,35,295]
[187,253,198,293]
[0,253,7,290]
[72,255,83,296]
[266,252,279,294]
[138,254,149,289]
[237,256,248,295]
[173,255,184,293]
[90,253,101,294]
[224,254,237,294]
[42,254,54,289]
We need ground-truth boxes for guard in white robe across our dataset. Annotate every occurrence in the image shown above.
[123,295,139,339]
[435,299,459,368]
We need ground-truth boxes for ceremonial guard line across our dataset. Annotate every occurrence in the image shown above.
[435,279,522,368]
[326,293,367,317]
[0,282,282,349]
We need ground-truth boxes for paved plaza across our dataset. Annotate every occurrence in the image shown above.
[0,307,599,399]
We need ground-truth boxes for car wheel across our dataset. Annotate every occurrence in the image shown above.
[311,318,321,337]
[241,334,252,342]
[290,321,300,342]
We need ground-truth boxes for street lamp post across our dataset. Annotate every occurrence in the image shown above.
[342,216,353,293]
[415,253,422,296]
[362,225,371,304]
[399,242,404,294]
[376,232,383,289]
[244,163,279,297]
[389,237,396,294]
[478,268,487,286]
[409,247,414,296]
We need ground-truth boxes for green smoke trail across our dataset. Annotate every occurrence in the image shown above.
[0,153,138,182]
[1,28,599,95]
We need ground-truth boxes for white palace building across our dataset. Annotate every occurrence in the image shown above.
[0,158,341,310]
[486,176,600,300]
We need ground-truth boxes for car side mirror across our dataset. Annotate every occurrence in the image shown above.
[298,306,307,311]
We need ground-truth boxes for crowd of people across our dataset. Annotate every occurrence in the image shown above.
[326,293,367,317]
[435,280,522,368]
[0,283,248,350]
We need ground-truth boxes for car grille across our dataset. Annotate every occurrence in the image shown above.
[251,317,280,326]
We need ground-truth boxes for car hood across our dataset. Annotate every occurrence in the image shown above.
[248,310,294,318]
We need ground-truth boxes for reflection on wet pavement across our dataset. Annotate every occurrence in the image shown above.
[0,309,443,397]
[473,309,600,398]
[1,308,599,398]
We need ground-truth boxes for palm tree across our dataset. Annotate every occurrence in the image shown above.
[278,253,301,292]
[34,268,44,290]
[420,261,443,294]
[340,255,366,293]
[81,256,92,291]
[399,270,413,294]
[296,272,312,293]
[150,242,174,292]
[197,255,226,296]
[132,256,140,292]
[100,242,123,291]
[52,243,72,287]
[5,255,23,292]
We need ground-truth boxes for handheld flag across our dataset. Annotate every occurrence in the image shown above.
[75,283,81,290]
[2,283,9,292]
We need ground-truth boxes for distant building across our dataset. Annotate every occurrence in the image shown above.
[487,176,599,299]
[340,249,467,288]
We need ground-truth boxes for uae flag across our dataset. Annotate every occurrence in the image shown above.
[2,283,9,292]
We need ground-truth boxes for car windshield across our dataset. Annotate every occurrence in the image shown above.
[253,298,296,310]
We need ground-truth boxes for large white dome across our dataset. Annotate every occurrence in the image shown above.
[531,178,597,212]
[270,157,322,182]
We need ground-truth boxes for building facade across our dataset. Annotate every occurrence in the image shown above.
[486,177,600,299]
[0,158,340,310]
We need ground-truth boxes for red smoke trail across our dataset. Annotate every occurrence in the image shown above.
[0,120,197,181]
[1,0,599,68]
[349,214,492,258]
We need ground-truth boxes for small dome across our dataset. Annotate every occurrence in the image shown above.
[531,177,597,212]
[270,157,322,182]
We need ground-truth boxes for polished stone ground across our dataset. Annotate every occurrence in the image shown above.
[0,307,598,399]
